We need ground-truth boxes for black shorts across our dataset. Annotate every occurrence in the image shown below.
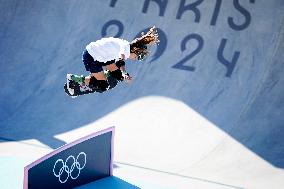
[82,50,115,73]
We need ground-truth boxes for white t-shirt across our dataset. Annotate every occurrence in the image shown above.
[86,37,130,62]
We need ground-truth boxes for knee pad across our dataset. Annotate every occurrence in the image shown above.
[89,77,110,92]
[110,69,124,81]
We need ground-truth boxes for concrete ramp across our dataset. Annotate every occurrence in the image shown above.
[0,0,284,188]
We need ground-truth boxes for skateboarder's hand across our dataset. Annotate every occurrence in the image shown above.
[125,75,132,81]
[122,72,132,82]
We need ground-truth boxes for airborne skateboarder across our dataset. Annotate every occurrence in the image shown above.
[65,26,159,97]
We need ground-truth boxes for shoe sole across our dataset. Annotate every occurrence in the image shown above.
[66,74,75,95]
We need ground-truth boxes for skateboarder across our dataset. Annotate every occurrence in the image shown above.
[66,26,159,96]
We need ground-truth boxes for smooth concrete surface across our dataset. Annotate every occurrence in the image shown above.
[0,0,284,188]
[75,176,140,189]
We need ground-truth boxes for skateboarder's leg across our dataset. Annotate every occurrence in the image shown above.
[82,50,110,92]
[106,63,119,71]
[82,71,109,92]
[106,63,124,81]
[88,76,109,92]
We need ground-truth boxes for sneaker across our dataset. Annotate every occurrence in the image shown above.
[64,83,77,98]
[66,74,76,95]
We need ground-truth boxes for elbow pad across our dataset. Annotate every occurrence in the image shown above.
[116,59,125,68]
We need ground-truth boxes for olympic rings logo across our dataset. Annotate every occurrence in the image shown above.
[53,152,87,184]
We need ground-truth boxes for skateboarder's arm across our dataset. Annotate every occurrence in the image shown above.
[117,61,132,81]
[120,54,125,60]
[120,65,132,81]
[115,58,132,81]
[119,65,126,72]
[116,60,127,75]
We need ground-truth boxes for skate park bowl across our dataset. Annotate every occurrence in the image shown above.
[0,0,284,188]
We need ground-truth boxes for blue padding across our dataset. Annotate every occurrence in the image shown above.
[75,176,140,189]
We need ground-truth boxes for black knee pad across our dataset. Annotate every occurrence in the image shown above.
[89,77,97,89]
[89,77,110,92]
[97,80,110,92]
[110,69,124,81]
